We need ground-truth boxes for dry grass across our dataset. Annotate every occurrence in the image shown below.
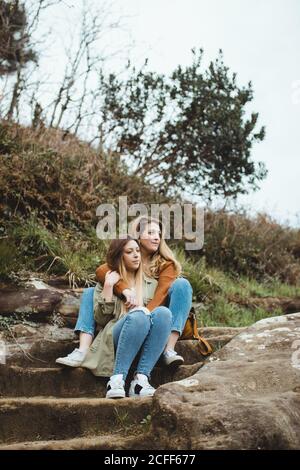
[1,119,299,299]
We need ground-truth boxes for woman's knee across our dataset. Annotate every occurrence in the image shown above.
[152,306,172,324]
[170,277,192,294]
[125,310,150,331]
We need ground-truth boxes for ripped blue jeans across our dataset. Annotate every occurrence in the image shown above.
[112,307,172,378]
[74,277,193,338]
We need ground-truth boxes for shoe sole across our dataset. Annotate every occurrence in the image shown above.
[164,358,184,368]
[106,392,126,399]
[55,359,82,367]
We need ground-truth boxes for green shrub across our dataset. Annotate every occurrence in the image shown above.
[200,210,300,285]
[1,214,108,286]
[198,297,283,327]
[174,248,222,301]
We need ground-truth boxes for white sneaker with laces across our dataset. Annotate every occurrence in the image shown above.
[55,348,86,367]
[129,373,156,397]
[106,374,126,399]
[162,349,184,367]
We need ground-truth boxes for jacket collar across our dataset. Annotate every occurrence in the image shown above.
[142,272,156,284]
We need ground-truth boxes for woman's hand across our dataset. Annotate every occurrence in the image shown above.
[104,270,121,287]
[122,288,138,309]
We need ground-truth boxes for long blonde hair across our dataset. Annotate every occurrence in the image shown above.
[128,215,182,279]
[106,237,144,313]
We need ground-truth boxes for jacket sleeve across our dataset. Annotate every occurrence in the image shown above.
[93,283,117,327]
[95,262,129,299]
[146,261,178,312]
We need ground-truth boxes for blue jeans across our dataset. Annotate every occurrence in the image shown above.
[74,287,96,336]
[112,307,172,378]
[74,278,193,338]
[165,277,193,335]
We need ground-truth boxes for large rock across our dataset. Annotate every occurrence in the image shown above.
[150,312,300,449]
[0,323,77,367]
[0,320,238,368]
[0,279,82,326]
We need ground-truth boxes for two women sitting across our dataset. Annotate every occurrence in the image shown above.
[56,216,193,398]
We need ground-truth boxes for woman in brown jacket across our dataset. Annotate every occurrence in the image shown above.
[56,216,193,369]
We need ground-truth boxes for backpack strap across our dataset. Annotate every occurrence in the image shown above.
[189,308,213,355]
[193,334,213,356]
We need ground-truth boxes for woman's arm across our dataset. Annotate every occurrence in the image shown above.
[102,270,120,301]
[93,283,116,326]
[94,272,120,326]
[96,263,138,309]
[146,261,178,312]
[96,263,129,298]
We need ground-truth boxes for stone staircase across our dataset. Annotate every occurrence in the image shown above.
[0,326,245,450]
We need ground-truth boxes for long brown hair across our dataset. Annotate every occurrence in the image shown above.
[106,236,143,309]
[129,215,182,279]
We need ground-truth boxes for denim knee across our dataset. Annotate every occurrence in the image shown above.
[151,306,172,324]
[169,277,193,294]
[126,310,151,332]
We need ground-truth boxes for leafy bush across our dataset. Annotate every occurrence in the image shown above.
[201,210,300,285]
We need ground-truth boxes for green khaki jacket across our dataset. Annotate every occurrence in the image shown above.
[81,274,158,377]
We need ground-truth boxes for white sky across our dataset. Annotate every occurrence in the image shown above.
[41,0,300,227]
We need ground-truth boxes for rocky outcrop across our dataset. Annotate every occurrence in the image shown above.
[1,280,300,327]
[1,278,300,450]
[0,318,239,449]
[0,279,82,327]
[150,312,300,449]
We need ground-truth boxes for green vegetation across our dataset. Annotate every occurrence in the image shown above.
[0,0,37,76]
[177,250,299,326]
[0,213,107,287]
[0,122,299,327]
[99,48,266,199]
[0,312,33,334]
[199,300,283,328]
[140,415,152,432]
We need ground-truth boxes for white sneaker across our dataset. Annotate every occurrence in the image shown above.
[162,349,184,368]
[129,373,156,398]
[106,374,126,399]
[55,348,86,367]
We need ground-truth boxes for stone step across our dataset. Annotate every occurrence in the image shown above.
[4,338,78,368]
[0,397,152,444]
[4,334,232,369]
[175,336,232,362]
[0,323,243,449]
[0,361,204,398]
[0,432,152,450]
[199,326,246,338]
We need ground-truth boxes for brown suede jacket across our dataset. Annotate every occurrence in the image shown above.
[95,261,177,312]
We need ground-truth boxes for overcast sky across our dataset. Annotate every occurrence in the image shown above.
[42,0,300,226]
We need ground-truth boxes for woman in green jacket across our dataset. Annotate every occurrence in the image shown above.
[81,235,173,399]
